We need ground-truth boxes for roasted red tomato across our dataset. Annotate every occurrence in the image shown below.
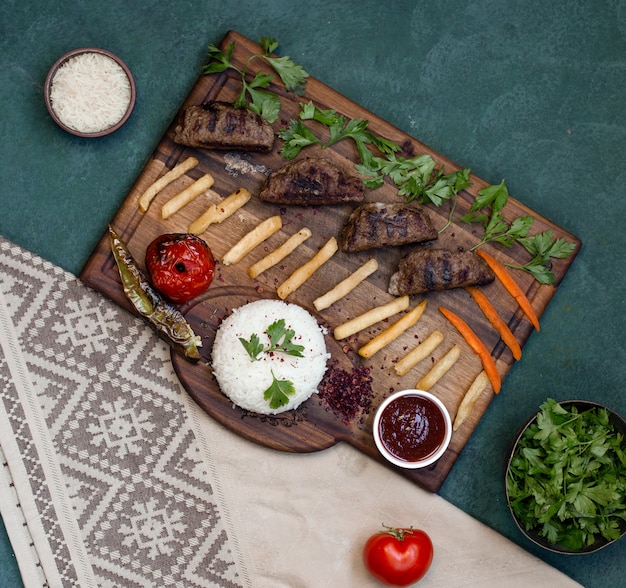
[362,526,433,586]
[145,233,215,304]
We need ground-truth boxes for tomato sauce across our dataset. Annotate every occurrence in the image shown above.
[378,394,446,462]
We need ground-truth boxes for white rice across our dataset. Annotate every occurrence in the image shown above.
[50,52,131,133]
[212,299,330,415]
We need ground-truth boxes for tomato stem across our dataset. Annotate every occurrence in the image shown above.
[379,524,414,541]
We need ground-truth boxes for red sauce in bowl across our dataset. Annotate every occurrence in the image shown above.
[378,394,447,462]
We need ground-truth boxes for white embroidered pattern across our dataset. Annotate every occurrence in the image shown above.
[0,238,243,587]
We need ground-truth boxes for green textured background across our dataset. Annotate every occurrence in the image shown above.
[1,1,625,586]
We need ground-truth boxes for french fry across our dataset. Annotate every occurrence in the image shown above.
[453,370,490,431]
[222,215,283,266]
[313,258,378,311]
[247,228,312,279]
[394,330,444,376]
[358,299,428,359]
[333,295,410,341]
[416,344,461,391]
[138,156,199,212]
[277,237,338,299]
[161,173,215,219]
[188,187,252,235]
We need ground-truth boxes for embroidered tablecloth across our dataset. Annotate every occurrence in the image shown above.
[0,236,582,587]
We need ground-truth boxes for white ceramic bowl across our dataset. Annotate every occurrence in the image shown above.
[373,389,452,469]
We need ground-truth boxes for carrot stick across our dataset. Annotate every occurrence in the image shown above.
[465,286,522,361]
[439,306,502,393]
[476,249,540,331]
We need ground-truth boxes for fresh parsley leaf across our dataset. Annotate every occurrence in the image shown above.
[202,38,308,123]
[280,103,469,205]
[265,319,305,357]
[278,118,323,158]
[471,179,510,213]
[203,42,235,74]
[461,179,535,250]
[239,333,264,361]
[238,319,304,362]
[506,399,626,550]
[519,230,577,261]
[259,37,309,95]
[300,101,341,125]
[259,36,279,54]
[264,371,296,409]
[505,230,577,285]
[265,55,308,95]
[423,166,472,207]
[245,84,281,123]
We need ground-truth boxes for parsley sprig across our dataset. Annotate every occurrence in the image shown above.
[203,37,309,123]
[507,399,626,550]
[239,319,305,361]
[279,101,399,160]
[279,102,471,206]
[264,370,296,410]
[508,230,577,285]
[239,319,305,410]
[460,180,575,284]
[461,180,535,249]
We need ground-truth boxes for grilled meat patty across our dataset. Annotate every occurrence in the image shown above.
[340,202,438,252]
[258,157,365,205]
[388,249,495,295]
[173,101,275,152]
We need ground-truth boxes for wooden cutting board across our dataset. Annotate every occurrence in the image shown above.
[80,30,581,492]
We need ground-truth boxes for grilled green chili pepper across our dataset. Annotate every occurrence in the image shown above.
[109,225,202,360]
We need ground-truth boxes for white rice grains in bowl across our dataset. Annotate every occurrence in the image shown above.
[49,51,132,134]
[212,299,330,415]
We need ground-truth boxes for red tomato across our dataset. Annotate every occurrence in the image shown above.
[362,526,433,586]
[145,233,215,304]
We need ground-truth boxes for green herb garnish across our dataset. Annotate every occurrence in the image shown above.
[203,37,308,123]
[459,180,576,284]
[238,332,265,361]
[239,319,305,410]
[264,370,296,410]
[279,101,399,160]
[507,230,578,285]
[279,102,471,205]
[460,180,535,249]
[506,399,626,550]
[239,319,305,361]
[265,319,305,357]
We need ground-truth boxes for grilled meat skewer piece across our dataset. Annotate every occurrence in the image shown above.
[388,249,495,295]
[340,202,438,252]
[259,157,365,205]
[173,101,275,152]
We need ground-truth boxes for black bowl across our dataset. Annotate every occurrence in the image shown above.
[505,400,626,554]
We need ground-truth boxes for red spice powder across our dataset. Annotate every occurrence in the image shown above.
[318,364,373,425]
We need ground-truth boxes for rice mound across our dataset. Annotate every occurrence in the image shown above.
[212,299,330,415]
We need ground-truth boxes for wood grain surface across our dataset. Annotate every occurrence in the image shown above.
[80,30,581,492]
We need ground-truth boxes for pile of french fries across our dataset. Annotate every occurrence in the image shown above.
[135,156,511,435]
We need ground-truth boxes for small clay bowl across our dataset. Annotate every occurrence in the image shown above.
[373,389,452,469]
[505,400,626,554]
[44,47,136,138]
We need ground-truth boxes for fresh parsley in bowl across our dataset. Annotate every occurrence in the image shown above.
[505,399,626,554]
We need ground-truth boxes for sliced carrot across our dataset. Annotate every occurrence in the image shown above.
[439,306,502,393]
[465,286,522,361]
[476,249,540,331]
